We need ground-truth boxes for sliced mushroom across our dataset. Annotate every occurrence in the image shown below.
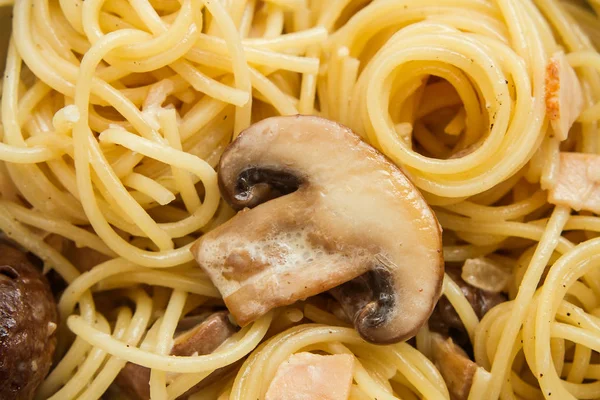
[429,268,505,346]
[460,257,510,293]
[430,332,478,400]
[0,242,58,400]
[191,115,444,344]
[326,297,352,325]
[115,311,238,400]
[171,311,236,356]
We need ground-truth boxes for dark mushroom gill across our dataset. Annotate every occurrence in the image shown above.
[221,166,303,210]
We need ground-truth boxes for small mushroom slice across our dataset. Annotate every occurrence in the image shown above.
[45,234,111,272]
[171,311,236,356]
[429,268,505,348]
[115,311,237,400]
[0,242,58,400]
[191,115,444,344]
[430,333,478,400]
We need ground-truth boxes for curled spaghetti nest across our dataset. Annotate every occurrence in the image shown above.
[0,0,600,399]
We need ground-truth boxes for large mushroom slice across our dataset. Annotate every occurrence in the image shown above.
[191,115,444,344]
[0,242,58,400]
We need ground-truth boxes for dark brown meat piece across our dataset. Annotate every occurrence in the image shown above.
[115,311,237,400]
[0,243,58,400]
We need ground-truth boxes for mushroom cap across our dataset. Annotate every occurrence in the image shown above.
[192,115,443,344]
[0,242,58,399]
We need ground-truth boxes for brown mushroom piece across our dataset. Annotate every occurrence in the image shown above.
[0,242,58,400]
[45,234,111,273]
[191,115,444,344]
[429,268,505,347]
[430,333,478,400]
[115,311,238,400]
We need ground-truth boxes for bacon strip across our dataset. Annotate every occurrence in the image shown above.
[545,51,584,141]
